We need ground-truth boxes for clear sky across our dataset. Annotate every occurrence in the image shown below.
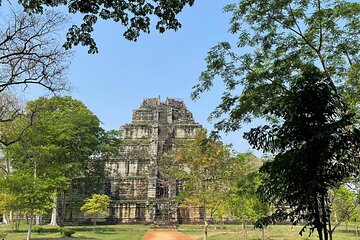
[4,1,262,156]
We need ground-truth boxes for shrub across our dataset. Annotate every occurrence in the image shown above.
[0,232,7,240]
[33,225,44,234]
[59,227,75,237]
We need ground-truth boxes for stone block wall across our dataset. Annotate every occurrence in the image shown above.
[106,97,203,224]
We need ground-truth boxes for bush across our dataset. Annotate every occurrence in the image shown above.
[33,225,44,234]
[59,227,75,237]
[0,232,7,240]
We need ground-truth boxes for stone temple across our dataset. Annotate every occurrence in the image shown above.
[106,97,203,224]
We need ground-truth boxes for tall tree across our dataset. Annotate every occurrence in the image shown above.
[0,10,70,145]
[6,0,195,53]
[172,130,259,240]
[5,96,103,227]
[174,130,230,240]
[244,66,360,240]
[192,1,359,238]
[66,129,120,222]
[227,167,268,231]
[0,171,67,240]
[192,0,360,130]
[0,10,70,95]
[8,96,102,178]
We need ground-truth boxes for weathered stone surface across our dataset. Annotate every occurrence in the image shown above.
[106,97,203,224]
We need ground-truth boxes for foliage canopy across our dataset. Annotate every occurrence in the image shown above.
[192,1,359,239]
[8,0,195,53]
[81,194,110,218]
[81,194,110,231]
[244,66,360,240]
[170,130,265,239]
[192,0,360,132]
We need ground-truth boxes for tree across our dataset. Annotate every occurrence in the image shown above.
[66,129,120,222]
[0,171,67,240]
[169,130,254,239]
[351,179,360,237]
[0,108,36,224]
[80,194,110,231]
[191,1,359,238]
[0,10,70,146]
[192,0,359,130]
[330,185,358,233]
[8,0,195,53]
[221,153,269,238]
[8,96,103,177]
[244,66,360,240]
[175,130,230,240]
[0,191,14,225]
[227,170,269,232]
[0,10,70,95]
[5,96,103,226]
[85,129,120,195]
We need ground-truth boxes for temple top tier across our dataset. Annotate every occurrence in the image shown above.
[132,97,196,124]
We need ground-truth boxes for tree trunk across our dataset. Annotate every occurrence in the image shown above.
[204,221,209,240]
[314,197,323,240]
[261,226,265,240]
[328,219,333,240]
[60,191,66,227]
[321,194,329,240]
[35,215,40,225]
[202,199,208,240]
[27,209,34,240]
[2,214,8,224]
[13,213,20,231]
[49,195,58,226]
[93,217,97,232]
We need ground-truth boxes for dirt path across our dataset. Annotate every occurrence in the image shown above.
[142,229,195,240]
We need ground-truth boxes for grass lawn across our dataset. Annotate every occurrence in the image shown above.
[179,223,360,240]
[0,224,148,240]
[0,223,359,240]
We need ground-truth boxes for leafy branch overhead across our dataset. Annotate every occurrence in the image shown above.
[192,0,360,132]
[12,0,195,53]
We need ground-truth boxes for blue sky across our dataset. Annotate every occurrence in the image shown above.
[3,1,262,156]
[68,0,233,128]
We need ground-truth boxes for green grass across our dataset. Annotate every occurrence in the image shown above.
[0,223,359,240]
[0,223,148,240]
[179,223,360,240]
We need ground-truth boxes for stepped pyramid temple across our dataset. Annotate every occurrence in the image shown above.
[106,97,203,224]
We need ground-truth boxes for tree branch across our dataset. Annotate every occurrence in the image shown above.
[317,0,323,53]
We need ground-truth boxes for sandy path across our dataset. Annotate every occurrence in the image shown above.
[142,229,195,240]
